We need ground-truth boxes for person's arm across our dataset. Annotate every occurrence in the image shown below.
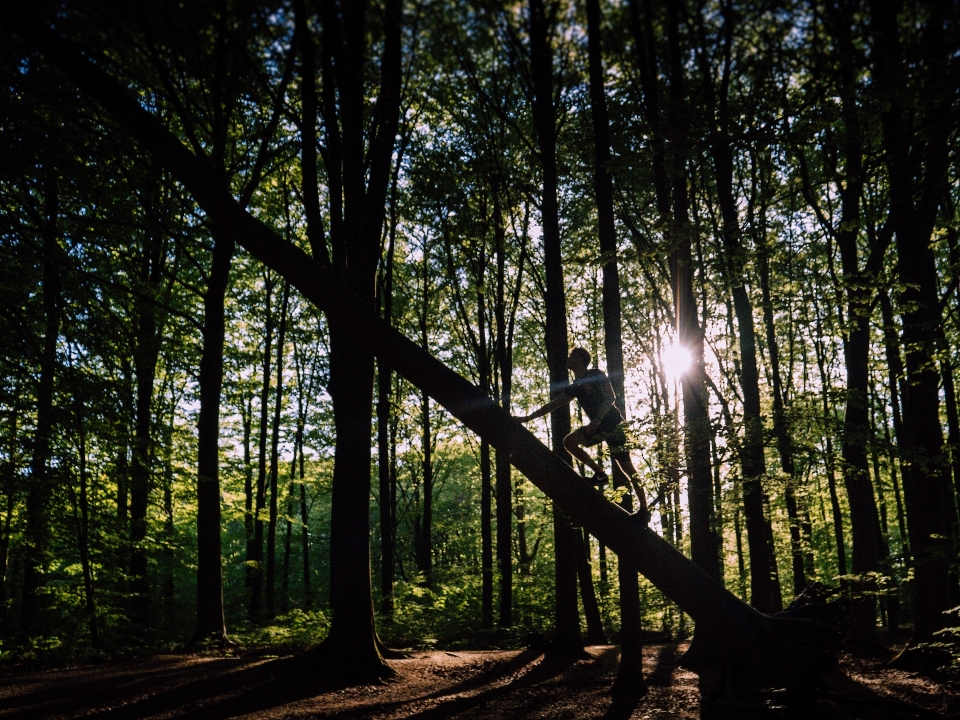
[515,393,571,422]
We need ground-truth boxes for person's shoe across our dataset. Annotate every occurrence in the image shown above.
[588,472,608,488]
[629,508,651,526]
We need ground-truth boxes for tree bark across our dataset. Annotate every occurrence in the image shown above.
[193,235,232,643]
[872,0,955,659]
[21,163,61,633]
[266,281,290,618]
[528,0,579,650]
[585,0,644,692]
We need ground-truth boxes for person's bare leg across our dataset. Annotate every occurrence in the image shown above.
[563,431,605,476]
[613,453,648,512]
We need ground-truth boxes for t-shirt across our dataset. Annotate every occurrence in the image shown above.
[564,369,624,425]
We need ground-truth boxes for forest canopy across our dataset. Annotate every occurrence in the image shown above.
[1,0,959,702]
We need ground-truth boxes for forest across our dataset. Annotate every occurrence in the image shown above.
[2,0,960,717]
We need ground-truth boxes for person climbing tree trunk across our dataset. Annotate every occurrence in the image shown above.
[18,13,847,700]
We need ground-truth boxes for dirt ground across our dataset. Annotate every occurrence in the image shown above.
[1,641,958,719]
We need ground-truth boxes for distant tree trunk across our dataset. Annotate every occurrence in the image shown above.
[22,166,61,633]
[755,185,805,596]
[416,257,434,582]
[631,0,720,585]
[0,410,18,615]
[827,10,887,651]
[129,232,165,628]
[251,274,276,621]
[242,390,254,588]
[813,309,848,579]
[267,281,290,617]
[481,438,493,627]
[587,0,643,692]
[194,235,233,643]
[70,380,99,647]
[493,197,518,627]
[529,0,579,650]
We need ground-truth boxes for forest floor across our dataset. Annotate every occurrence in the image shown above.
[1,637,959,719]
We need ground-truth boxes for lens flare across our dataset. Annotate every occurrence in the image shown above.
[662,342,691,380]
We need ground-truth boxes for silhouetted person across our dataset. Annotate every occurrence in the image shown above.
[516,347,649,517]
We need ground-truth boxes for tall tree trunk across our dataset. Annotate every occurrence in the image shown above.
[756,188,805,596]
[129,232,165,629]
[631,0,720,584]
[872,0,954,659]
[586,0,643,693]
[814,309,848,579]
[481,438,494,627]
[193,235,233,643]
[21,165,61,633]
[529,0,579,650]
[267,281,290,617]
[70,380,99,647]
[251,274,275,621]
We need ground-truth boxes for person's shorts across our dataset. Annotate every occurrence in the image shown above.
[582,416,627,451]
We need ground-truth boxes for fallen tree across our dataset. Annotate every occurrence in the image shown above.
[10,9,839,703]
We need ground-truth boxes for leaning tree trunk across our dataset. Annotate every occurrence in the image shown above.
[18,19,842,700]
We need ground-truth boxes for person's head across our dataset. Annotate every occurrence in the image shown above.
[567,347,591,374]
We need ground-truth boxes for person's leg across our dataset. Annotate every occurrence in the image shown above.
[607,429,648,513]
[563,428,605,476]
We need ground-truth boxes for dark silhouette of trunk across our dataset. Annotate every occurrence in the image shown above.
[587,0,642,694]
[300,433,311,609]
[576,531,606,645]
[267,281,290,617]
[690,1,781,613]
[129,232,165,629]
[21,164,61,633]
[23,21,845,697]
[0,411,18,615]
[872,0,954,660]
[376,172,398,617]
[879,290,910,556]
[415,255,434,581]
[493,195,522,628]
[529,0,579,650]
[814,307,848,579]
[193,235,233,643]
[242,390,254,588]
[481,439,493,627]
[251,274,275,621]
[755,169,805,596]
[630,0,720,584]
[69,380,99,647]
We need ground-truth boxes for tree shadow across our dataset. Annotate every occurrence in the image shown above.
[646,640,680,687]
[0,651,384,720]
[699,667,955,720]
